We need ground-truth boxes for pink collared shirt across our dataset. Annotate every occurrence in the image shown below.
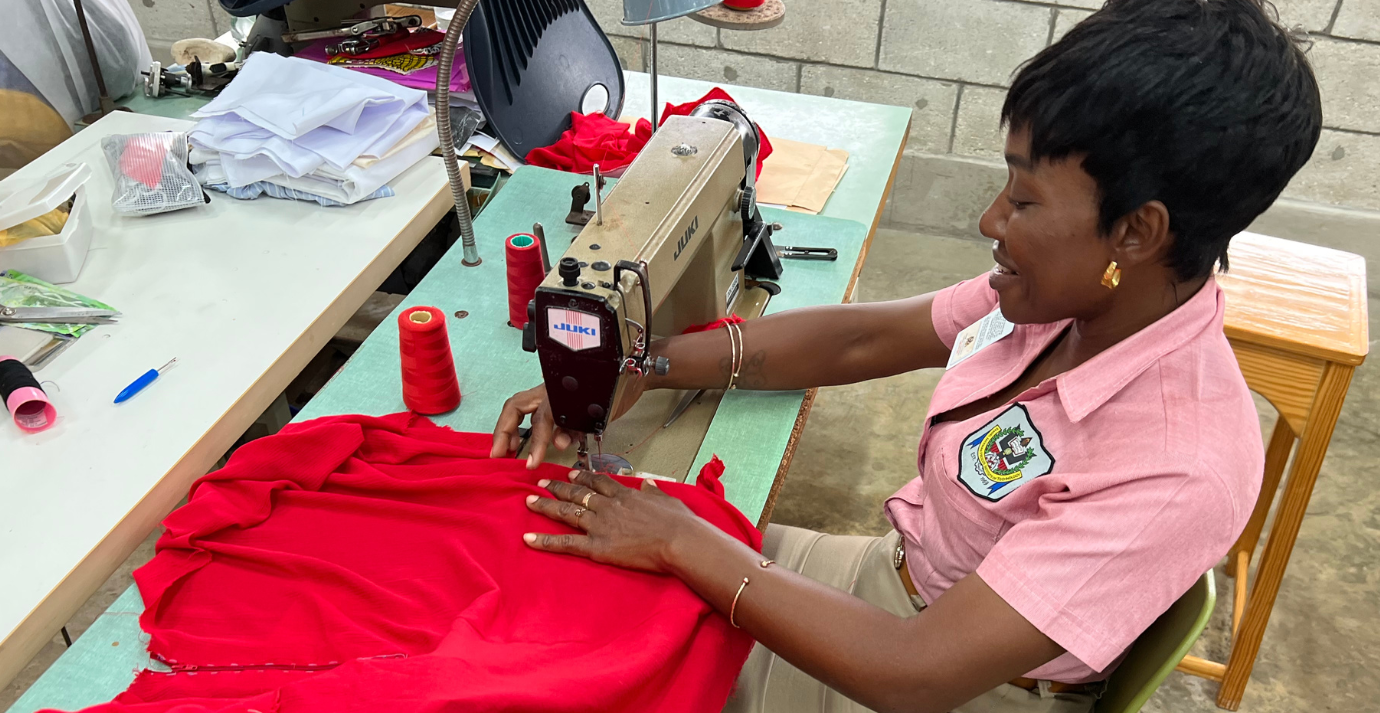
[885,275,1262,682]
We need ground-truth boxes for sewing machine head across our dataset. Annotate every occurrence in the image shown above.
[522,101,781,463]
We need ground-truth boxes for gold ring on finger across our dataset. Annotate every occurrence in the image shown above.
[581,491,595,508]
[573,507,586,524]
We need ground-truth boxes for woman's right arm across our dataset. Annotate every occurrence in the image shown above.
[492,291,951,465]
[649,290,950,391]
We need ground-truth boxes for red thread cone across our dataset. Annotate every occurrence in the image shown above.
[506,233,546,329]
[398,306,461,415]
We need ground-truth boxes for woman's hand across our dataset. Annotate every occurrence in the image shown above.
[489,375,654,469]
[489,385,575,468]
[522,470,709,573]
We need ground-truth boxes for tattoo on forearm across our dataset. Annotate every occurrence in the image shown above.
[739,350,767,389]
[718,350,768,389]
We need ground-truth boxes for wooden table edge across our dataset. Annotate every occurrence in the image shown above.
[0,183,452,690]
[755,120,911,530]
[1223,325,1369,367]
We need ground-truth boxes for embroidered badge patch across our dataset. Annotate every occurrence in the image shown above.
[958,404,1055,501]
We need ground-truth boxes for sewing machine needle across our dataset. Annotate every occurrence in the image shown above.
[577,434,590,471]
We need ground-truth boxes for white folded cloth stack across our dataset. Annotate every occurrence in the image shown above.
[189,52,439,206]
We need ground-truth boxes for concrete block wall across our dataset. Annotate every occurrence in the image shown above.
[125,0,235,65]
[129,0,1380,229]
[590,0,1380,228]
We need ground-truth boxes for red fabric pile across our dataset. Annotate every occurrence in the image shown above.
[525,88,773,177]
[60,413,759,713]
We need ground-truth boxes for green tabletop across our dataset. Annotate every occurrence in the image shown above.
[8,74,909,712]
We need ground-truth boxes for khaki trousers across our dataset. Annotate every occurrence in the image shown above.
[723,525,1096,713]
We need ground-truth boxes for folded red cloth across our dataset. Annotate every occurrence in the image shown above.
[60,413,760,713]
[525,88,773,178]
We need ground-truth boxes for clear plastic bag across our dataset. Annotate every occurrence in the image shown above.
[100,132,206,216]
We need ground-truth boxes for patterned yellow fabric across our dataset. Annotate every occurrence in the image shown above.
[328,52,437,76]
[0,204,69,246]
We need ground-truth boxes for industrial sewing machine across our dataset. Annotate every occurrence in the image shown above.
[521,100,783,473]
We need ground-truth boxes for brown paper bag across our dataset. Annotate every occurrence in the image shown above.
[755,137,850,214]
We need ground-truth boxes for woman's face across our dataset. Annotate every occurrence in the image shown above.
[979,127,1116,325]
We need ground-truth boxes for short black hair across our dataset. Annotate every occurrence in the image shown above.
[1002,0,1322,281]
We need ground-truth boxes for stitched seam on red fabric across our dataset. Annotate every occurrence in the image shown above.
[151,653,407,675]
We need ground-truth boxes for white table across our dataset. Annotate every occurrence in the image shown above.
[0,111,451,688]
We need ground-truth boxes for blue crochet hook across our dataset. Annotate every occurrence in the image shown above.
[114,358,177,404]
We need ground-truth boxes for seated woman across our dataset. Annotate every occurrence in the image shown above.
[491,0,1322,710]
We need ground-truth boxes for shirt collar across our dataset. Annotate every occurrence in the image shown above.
[1055,278,1224,423]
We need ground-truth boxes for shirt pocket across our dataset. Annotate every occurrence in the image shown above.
[934,471,1008,548]
[938,477,1004,540]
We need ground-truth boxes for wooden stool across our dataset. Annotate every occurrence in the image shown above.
[1176,232,1368,710]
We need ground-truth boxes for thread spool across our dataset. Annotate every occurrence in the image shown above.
[723,0,766,9]
[0,356,55,433]
[397,306,461,415]
[506,233,547,329]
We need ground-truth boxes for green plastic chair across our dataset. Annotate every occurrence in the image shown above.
[1094,570,1216,713]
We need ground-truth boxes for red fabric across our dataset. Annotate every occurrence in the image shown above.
[60,413,759,713]
[660,88,773,178]
[525,88,772,179]
[347,28,443,60]
[681,314,746,334]
[524,112,653,174]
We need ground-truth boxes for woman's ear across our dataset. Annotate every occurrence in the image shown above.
[1112,200,1172,268]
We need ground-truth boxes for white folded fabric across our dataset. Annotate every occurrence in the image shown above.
[193,52,425,139]
[265,114,438,204]
[194,114,439,206]
[188,52,436,204]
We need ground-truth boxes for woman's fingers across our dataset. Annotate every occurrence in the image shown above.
[490,400,525,458]
[527,493,594,530]
[525,409,555,469]
[523,531,594,557]
[491,389,540,459]
[639,478,672,497]
[541,479,601,508]
[569,469,624,497]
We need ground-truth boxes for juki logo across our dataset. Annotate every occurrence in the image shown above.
[673,216,700,260]
[554,322,596,336]
[547,307,601,351]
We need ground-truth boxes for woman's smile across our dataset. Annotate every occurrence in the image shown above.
[989,250,1020,292]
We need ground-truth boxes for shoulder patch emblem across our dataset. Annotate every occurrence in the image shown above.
[958,403,1055,501]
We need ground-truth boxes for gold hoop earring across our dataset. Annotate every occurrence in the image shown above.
[1101,261,1121,289]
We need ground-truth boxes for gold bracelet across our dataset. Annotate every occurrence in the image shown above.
[728,322,744,390]
[724,322,740,391]
[729,576,750,628]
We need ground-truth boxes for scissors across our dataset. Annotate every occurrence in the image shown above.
[0,306,121,325]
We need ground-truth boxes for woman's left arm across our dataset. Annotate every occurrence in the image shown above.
[524,471,1065,713]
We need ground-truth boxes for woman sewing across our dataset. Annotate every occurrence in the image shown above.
[491,1,1321,711]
